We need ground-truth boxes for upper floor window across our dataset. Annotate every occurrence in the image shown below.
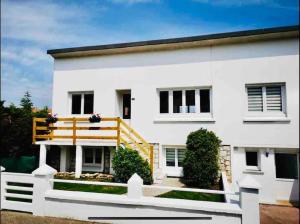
[70,92,94,115]
[159,88,211,114]
[247,84,286,114]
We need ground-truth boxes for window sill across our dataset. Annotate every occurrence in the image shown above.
[154,117,215,123]
[243,117,291,122]
[276,178,298,182]
[243,169,264,175]
[83,164,102,167]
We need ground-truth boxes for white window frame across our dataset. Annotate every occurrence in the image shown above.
[165,147,186,168]
[158,87,212,117]
[69,91,94,115]
[245,83,286,117]
[83,147,104,168]
[245,149,261,171]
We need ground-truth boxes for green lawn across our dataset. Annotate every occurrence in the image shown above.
[156,190,225,202]
[53,182,127,195]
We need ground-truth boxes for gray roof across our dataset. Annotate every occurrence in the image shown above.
[47,25,299,58]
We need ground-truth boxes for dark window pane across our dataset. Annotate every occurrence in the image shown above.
[177,149,185,167]
[72,94,81,114]
[275,154,298,179]
[246,151,258,166]
[160,91,169,113]
[166,149,175,167]
[200,89,210,113]
[186,90,195,113]
[84,94,94,114]
[84,148,93,163]
[173,91,182,113]
[95,149,102,164]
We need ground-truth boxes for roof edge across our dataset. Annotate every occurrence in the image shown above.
[48,25,299,58]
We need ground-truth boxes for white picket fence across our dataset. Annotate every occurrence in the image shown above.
[0,165,260,224]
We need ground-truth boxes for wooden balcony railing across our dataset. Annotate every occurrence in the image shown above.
[32,117,154,173]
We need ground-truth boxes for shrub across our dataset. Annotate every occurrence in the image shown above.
[112,147,153,185]
[183,128,221,188]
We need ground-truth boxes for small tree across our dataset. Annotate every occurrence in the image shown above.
[183,128,221,188]
[112,147,153,185]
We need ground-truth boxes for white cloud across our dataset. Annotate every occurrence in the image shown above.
[192,0,299,10]
[109,0,159,4]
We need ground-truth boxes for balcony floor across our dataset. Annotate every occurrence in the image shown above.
[35,139,117,147]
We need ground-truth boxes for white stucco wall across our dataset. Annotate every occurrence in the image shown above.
[52,38,299,148]
[51,37,299,203]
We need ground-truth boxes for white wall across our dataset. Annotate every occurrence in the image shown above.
[51,38,299,203]
[232,147,299,203]
[52,38,299,149]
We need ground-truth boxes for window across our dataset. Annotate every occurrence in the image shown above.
[200,89,210,113]
[83,147,102,165]
[159,88,211,115]
[84,94,94,114]
[165,148,186,167]
[70,92,94,115]
[186,90,196,113]
[160,91,169,113]
[72,94,82,114]
[173,91,182,113]
[247,84,285,113]
[245,150,260,170]
[166,148,176,166]
[275,153,298,179]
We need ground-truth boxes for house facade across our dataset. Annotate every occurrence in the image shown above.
[38,26,299,205]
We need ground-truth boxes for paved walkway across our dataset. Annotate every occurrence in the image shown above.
[143,177,185,197]
[260,204,299,224]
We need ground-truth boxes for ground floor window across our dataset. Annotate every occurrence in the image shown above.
[275,153,298,179]
[245,149,260,170]
[165,148,185,167]
[83,147,102,166]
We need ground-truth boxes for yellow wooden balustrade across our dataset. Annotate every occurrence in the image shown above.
[32,117,154,173]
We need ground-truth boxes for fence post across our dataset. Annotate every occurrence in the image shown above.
[127,173,143,199]
[239,175,261,224]
[32,164,57,216]
[0,166,6,210]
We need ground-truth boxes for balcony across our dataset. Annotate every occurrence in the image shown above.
[32,117,153,170]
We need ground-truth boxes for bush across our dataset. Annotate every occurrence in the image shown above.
[183,128,221,188]
[112,147,153,185]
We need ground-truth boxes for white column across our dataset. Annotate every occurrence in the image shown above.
[32,164,57,216]
[239,175,261,224]
[39,144,47,167]
[60,146,67,172]
[75,145,82,178]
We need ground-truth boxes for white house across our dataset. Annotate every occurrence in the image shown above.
[35,25,299,205]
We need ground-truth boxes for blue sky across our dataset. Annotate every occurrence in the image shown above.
[1,0,299,108]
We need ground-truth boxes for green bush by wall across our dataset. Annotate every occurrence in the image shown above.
[112,147,153,185]
[183,128,221,188]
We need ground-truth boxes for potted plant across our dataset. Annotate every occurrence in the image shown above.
[89,113,101,123]
[46,113,58,125]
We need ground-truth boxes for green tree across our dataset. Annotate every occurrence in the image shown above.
[20,91,33,113]
[0,92,48,158]
[182,128,221,188]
